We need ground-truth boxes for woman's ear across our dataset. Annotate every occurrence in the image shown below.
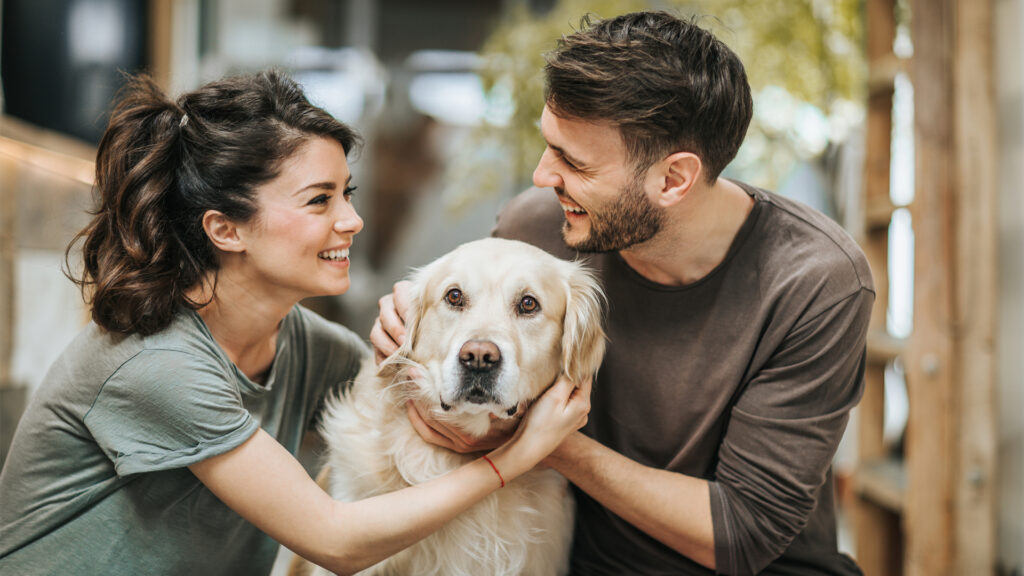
[201,210,245,253]
[560,261,607,384]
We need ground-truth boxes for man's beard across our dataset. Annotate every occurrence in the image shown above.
[561,175,665,253]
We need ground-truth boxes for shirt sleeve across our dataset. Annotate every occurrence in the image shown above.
[709,287,874,575]
[296,306,371,424]
[84,348,259,477]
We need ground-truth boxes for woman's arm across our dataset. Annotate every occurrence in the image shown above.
[189,373,589,575]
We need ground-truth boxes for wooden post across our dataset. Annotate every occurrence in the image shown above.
[853,0,903,572]
[149,0,174,90]
[951,0,998,572]
[906,0,997,574]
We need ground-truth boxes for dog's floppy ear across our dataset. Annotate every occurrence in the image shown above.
[560,261,607,383]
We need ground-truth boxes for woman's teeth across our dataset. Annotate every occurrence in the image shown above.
[318,248,349,261]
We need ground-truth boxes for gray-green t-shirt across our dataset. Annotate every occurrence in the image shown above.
[0,304,367,575]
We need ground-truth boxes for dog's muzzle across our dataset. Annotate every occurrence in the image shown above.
[456,339,502,404]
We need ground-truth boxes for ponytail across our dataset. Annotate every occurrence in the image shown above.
[66,71,360,335]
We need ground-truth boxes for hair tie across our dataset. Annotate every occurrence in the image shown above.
[179,114,189,128]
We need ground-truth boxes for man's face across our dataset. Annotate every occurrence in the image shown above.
[533,106,664,253]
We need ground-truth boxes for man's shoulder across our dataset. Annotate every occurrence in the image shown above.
[492,187,576,260]
[743,183,874,295]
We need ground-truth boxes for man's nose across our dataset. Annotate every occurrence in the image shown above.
[532,148,562,189]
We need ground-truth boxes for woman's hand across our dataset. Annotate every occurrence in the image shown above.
[490,374,591,477]
[405,400,520,454]
[370,281,412,364]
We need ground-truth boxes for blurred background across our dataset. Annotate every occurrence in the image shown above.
[0,0,1019,574]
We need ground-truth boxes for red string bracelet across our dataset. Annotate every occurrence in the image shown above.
[481,455,505,488]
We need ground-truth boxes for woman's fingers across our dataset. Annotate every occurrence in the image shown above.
[405,401,459,451]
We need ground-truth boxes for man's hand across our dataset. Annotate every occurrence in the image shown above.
[370,281,413,364]
[405,399,520,454]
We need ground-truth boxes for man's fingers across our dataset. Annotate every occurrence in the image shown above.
[378,293,407,347]
[393,281,412,322]
[369,318,397,364]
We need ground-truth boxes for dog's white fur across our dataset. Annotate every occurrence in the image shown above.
[312,238,605,576]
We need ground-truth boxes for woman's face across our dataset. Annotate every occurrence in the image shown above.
[233,136,363,304]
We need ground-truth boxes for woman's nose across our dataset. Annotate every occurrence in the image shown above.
[333,203,363,235]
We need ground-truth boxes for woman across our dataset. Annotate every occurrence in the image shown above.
[0,71,589,575]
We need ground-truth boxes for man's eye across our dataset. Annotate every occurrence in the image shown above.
[445,288,465,308]
[518,295,540,315]
[555,151,578,171]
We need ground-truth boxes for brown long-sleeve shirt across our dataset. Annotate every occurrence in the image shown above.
[493,182,873,575]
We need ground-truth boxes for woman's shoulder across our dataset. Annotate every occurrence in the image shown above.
[288,304,370,357]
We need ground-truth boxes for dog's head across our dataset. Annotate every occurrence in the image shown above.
[383,238,606,437]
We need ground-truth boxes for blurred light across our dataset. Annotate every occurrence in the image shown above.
[888,207,915,338]
[404,50,511,127]
[288,47,387,125]
[756,85,797,135]
[69,0,124,64]
[891,72,915,206]
[793,103,830,157]
[409,73,488,127]
[405,50,482,72]
[298,71,369,124]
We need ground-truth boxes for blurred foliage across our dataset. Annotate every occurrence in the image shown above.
[443,0,866,209]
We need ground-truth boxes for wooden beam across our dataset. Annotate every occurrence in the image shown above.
[906,0,998,574]
[149,0,174,91]
[906,0,956,572]
[951,0,998,572]
[854,0,902,574]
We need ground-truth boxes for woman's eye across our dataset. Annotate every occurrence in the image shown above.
[445,288,464,308]
[518,295,540,314]
[344,185,358,199]
[308,194,330,206]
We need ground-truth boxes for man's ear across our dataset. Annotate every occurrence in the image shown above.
[651,151,702,208]
[201,209,245,253]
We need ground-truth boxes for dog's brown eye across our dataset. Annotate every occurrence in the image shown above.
[518,295,540,315]
[445,288,464,308]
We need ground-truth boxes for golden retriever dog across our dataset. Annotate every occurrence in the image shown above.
[301,238,606,576]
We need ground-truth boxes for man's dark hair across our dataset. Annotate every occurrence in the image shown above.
[544,11,753,182]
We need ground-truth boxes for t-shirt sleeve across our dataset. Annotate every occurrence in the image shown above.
[84,348,259,477]
[298,307,370,408]
[709,287,874,575]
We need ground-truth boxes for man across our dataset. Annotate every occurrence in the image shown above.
[372,11,873,575]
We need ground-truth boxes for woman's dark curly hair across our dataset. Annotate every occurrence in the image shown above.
[66,70,360,336]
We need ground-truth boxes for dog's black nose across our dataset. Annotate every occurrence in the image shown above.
[459,339,502,371]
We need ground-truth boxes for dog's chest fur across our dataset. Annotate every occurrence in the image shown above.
[312,365,574,576]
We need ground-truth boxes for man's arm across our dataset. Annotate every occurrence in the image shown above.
[545,432,716,569]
